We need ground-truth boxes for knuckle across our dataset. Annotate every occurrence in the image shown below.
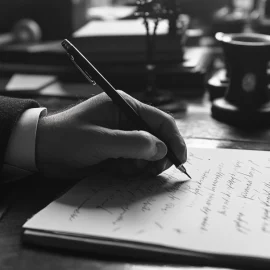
[137,130,153,148]
[116,89,125,96]
[167,114,176,125]
[116,90,132,101]
[117,89,141,110]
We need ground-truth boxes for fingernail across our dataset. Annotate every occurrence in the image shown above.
[181,146,187,163]
[151,142,167,161]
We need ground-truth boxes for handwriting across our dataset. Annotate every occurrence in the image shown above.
[63,148,270,251]
[218,191,231,216]
[200,193,214,232]
[234,211,250,234]
[174,228,182,234]
[155,221,163,229]
[261,208,270,234]
[238,177,254,200]
[161,202,175,214]
[136,229,145,234]
[69,187,101,221]
[142,197,156,212]
[208,164,223,193]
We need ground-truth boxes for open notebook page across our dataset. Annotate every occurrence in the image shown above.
[23,148,270,260]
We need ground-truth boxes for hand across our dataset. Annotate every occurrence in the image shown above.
[36,91,187,179]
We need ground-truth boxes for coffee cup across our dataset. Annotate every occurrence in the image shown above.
[212,32,270,126]
[215,32,270,109]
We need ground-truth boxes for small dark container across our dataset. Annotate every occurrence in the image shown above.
[212,32,270,127]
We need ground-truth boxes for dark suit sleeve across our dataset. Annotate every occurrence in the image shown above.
[0,96,40,173]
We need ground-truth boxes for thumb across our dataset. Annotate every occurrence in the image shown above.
[102,129,167,161]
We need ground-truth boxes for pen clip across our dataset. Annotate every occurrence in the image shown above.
[67,53,96,85]
[84,70,96,86]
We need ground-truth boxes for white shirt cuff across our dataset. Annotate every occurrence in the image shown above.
[4,107,47,172]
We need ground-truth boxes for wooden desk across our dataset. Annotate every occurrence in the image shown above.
[1,94,270,270]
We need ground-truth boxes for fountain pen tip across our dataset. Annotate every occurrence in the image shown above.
[177,165,191,179]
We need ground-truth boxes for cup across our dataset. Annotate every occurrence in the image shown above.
[215,32,270,109]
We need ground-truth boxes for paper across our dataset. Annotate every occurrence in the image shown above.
[73,19,169,37]
[87,6,136,20]
[23,148,270,260]
[6,74,56,91]
[40,82,103,97]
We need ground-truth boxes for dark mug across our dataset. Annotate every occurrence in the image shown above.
[216,32,270,110]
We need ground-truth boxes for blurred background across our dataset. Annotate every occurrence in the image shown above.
[0,0,262,39]
[0,0,269,112]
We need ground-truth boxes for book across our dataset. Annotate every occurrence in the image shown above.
[0,45,213,95]
[71,18,188,63]
[22,147,270,269]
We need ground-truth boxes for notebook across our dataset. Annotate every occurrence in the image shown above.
[23,148,270,269]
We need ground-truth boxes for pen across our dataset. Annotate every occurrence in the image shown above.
[61,39,191,179]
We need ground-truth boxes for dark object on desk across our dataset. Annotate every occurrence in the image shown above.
[207,67,270,101]
[207,69,229,101]
[133,2,185,107]
[212,32,270,127]
[0,40,213,96]
[0,0,88,40]
[134,0,182,37]
[71,17,188,63]
[0,19,42,48]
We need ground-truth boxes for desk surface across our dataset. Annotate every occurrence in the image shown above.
[1,94,270,270]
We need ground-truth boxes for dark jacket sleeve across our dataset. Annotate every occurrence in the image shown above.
[0,96,40,173]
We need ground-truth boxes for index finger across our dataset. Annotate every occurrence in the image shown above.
[121,91,187,164]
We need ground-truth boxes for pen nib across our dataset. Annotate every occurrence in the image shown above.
[184,171,192,179]
[177,165,191,179]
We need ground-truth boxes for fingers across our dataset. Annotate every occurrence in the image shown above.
[98,128,167,161]
[117,91,187,164]
[65,91,186,165]
[97,127,173,177]
[102,158,171,178]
